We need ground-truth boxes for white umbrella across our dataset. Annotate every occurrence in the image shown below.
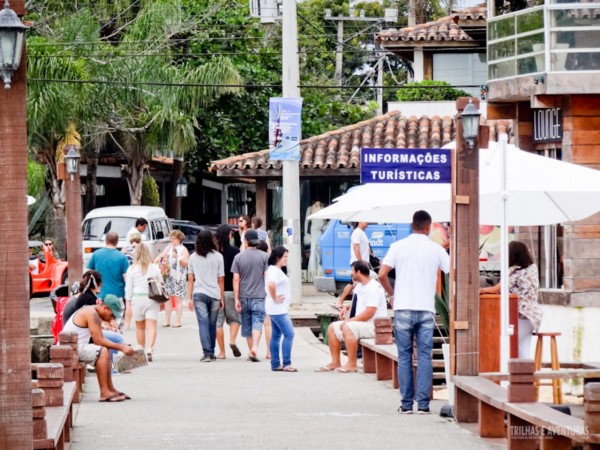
[309,141,600,226]
[309,139,600,373]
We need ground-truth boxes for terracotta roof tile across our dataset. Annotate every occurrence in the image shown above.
[209,111,514,176]
[376,3,486,44]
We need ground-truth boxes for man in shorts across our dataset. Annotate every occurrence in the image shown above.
[317,260,388,373]
[232,229,268,362]
[62,296,134,402]
[215,224,242,358]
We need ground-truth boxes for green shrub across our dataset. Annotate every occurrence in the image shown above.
[142,175,160,206]
[396,80,471,102]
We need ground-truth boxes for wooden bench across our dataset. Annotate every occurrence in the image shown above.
[361,338,399,388]
[33,381,76,450]
[480,368,600,383]
[453,360,600,448]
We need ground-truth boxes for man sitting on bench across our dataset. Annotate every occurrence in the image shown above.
[62,296,134,402]
[316,260,388,373]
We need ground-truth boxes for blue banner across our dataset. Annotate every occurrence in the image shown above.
[360,148,451,184]
[269,97,303,161]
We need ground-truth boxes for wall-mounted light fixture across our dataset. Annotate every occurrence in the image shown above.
[176,176,188,198]
[460,98,481,149]
[533,75,545,85]
[64,145,81,181]
[0,0,29,89]
[480,84,488,100]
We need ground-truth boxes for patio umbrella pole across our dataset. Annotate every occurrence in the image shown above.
[499,134,511,373]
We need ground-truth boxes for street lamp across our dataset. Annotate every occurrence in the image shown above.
[64,145,81,181]
[0,0,28,90]
[460,98,481,148]
[175,176,188,198]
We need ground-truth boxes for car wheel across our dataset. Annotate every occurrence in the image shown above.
[61,270,68,285]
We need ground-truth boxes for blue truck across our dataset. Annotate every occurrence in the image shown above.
[312,220,412,295]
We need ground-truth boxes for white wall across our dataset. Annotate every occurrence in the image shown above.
[531,305,600,395]
[387,100,487,117]
[433,53,487,98]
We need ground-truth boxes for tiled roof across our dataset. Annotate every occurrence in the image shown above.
[376,3,486,45]
[210,110,513,176]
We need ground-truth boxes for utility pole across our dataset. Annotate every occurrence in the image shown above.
[325,8,390,86]
[376,55,384,116]
[408,0,416,26]
[282,0,302,303]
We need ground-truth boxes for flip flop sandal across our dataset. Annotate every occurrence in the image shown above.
[282,366,298,372]
[247,354,260,362]
[119,392,132,400]
[272,366,284,372]
[99,394,124,402]
[229,343,242,357]
[334,368,358,373]
[314,366,335,372]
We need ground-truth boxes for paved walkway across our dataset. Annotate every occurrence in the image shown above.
[69,306,497,450]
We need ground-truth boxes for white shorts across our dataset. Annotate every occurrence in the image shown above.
[131,296,160,322]
[77,343,103,365]
[331,320,375,342]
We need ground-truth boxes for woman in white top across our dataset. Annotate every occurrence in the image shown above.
[155,230,189,328]
[124,243,163,361]
[265,246,297,372]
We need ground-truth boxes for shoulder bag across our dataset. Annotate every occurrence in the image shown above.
[148,277,169,303]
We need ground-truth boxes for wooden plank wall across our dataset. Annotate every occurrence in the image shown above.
[562,95,600,298]
[488,95,600,304]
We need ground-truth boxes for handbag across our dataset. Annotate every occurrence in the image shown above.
[148,277,169,303]
[369,254,381,271]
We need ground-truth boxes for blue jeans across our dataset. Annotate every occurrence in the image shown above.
[103,330,124,373]
[269,313,295,370]
[193,293,220,357]
[240,298,266,338]
[394,310,434,410]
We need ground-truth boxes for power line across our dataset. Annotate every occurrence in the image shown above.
[28,78,483,90]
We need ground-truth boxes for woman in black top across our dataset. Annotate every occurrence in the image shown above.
[62,270,102,324]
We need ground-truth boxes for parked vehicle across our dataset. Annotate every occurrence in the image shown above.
[29,240,68,297]
[82,206,171,266]
[313,221,412,295]
[170,219,204,252]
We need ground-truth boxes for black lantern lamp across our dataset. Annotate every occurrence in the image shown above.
[176,176,188,198]
[64,146,81,181]
[460,98,481,148]
[0,0,28,89]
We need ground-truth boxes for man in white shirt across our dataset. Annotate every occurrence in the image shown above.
[350,222,370,263]
[335,222,371,310]
[379,210,450,415]
[126,218,148,242]
[317,260,388,374]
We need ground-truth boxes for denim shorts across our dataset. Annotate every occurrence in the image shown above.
[240,298,266,338]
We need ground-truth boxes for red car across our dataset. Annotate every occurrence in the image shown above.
[29,241,68,297]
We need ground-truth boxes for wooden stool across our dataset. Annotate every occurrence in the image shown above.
[533,332,562,404]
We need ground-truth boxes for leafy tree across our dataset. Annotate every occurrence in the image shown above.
[396,80,471,102]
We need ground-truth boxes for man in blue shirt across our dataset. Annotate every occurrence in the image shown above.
[88,231,129,303]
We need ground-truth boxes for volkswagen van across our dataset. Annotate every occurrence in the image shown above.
[82,206,171,266]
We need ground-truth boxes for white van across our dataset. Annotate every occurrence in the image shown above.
[82,206,172,266]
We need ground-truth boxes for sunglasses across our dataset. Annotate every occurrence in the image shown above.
[44,242,53,246]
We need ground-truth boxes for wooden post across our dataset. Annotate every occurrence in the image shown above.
[452,97,481,422]
[584,383,600,450]
[255,179,268,226]
[64,145,84,286]
[0,1,32,448]
[507,359,537,450]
